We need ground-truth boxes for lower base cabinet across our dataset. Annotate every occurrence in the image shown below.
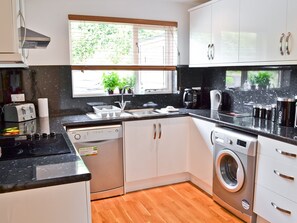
[124,117,188,183]
[189,118,215,195]
[0,181,91,223]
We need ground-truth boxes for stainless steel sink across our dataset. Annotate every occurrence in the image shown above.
[126,108,167,118]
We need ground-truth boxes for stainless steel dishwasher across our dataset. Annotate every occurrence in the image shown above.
[67,124,124,200]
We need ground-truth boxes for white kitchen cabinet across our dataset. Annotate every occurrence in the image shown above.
[189,0,239,66]
[189,118,215,195]
[254,136,297,223]
[124,117,188,183]
[239,0,297,63]
[0,181,91,223]
[0,0,25,64]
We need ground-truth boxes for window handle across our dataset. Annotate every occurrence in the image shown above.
[286,32,291,55]
[275,148,296,158]
[271,202,291,215]
[280,33,285,56]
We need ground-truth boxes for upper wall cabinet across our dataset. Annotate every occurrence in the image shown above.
[189,0,239,66]
[0,0,26,67]
[239,0,287,62]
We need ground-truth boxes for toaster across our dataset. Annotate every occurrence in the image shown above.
[4,103,36,122]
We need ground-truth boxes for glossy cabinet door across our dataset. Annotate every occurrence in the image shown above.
[189,118,215,195]
[124,117,188,183]
[285,0,297,60]
[157,117,188,177]
[189,3,212,66]
[0,0,18,53]
[211,0,239,63]
[239,0,286,62]
[0,182,91,223]
[124,119,157,182]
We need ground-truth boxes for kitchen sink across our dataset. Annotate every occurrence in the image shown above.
[126,108,167,118]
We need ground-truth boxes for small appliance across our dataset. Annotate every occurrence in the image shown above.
[210,90,222,110]
[276,97,295,127]
[4,103,36,122]
[183,87,201,109]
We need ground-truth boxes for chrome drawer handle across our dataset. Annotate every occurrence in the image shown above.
[274,170,294,181]
[271,202,291,215]
[275,148,296,158]
[280,33,285,56]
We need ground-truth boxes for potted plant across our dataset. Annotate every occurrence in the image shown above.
[254,71,271,90]
[118,77,128,94]
[102,72,120,94]
[248,74,257,90]
[126,75,136,93]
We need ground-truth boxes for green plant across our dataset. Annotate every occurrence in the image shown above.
[254,72,272,86]
[102,72,120,91]
[248,74,257,85]
[126,75,136,88]
[118,77,129,90]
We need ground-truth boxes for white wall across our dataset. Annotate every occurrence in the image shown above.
[24,0,199,65]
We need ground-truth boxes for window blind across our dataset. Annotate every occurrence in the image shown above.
[68,15,178,71]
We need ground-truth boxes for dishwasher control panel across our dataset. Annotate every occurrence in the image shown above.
[67,125,122,143]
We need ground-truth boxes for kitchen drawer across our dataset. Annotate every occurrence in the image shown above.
[256,154,297,203]
[258,136,297,167]
[254,184,297,223]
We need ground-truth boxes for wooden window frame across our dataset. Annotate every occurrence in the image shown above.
[68,14,177,71]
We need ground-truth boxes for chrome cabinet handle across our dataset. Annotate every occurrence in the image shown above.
[280,33,285,56]
[210,130,214,145]
[271,202,291,215]
[275,148,296,158]
[153,124,156,140]
[274,170,294,181]
[210,44,214,60]
[18,10,26,48]
[158,123,162,139]
[207,44,211,60]
[286,32,291,55]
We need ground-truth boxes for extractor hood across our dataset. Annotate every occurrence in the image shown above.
[0,27,51,68]
[19,26,51,49]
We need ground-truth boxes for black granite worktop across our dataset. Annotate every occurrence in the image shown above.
[0,131,90,193]
[1,107,297,194]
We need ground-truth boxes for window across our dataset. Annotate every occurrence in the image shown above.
[225,69,286,90]
[68,15,178,97]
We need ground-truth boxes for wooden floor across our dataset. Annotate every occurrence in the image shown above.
[91,182,244,223]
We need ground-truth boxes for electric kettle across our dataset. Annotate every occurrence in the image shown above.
[210,90,222,110]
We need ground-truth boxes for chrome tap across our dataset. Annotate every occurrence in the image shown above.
[115,85,134,111]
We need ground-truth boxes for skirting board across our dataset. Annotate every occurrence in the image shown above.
[124,172,213,196]
[125,172,190,193]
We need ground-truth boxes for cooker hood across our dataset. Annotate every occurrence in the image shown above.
[19,26,51,49]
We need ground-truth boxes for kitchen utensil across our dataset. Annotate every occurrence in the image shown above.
[210,90,222,110]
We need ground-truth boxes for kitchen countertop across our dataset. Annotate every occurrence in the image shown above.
[1,107,297,193]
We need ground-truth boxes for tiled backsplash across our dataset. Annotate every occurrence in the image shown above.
[1,65,297,116]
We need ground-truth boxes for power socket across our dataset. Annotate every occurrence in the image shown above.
[11,93,25,102]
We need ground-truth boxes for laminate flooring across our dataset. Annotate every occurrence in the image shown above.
[91,182,244,223]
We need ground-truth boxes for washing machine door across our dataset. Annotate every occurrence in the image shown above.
[215,149,245,193]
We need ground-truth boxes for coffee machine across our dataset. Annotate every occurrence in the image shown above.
[183,87,201,109]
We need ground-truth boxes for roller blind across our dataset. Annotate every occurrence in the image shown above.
[68,15,178,70]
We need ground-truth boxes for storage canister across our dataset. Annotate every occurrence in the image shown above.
[277,97,295,127]
[265,105,272,120]
[259,105,266,119]
[271,104,277,122]
[253,104,260,118]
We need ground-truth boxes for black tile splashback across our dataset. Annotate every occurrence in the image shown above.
[1,65,297,116]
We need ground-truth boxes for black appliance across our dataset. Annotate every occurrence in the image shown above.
[183,88,201,109]
[0,133,71,161]
[276,97,295,127]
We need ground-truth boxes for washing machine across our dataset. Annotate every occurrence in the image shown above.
[213,127,257,223]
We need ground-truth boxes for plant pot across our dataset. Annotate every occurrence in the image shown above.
[108,89,114,94]
[251,85,256,90]
[127,88,133,94]
[258,85,267,90]
[119,88,125,94]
